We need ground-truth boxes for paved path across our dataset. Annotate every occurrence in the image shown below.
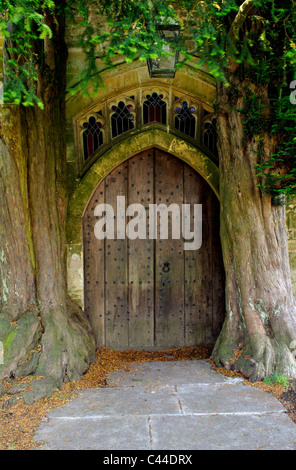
[34,360,296,450]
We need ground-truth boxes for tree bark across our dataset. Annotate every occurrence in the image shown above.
[0,6,96,403]
[212,73,296,381]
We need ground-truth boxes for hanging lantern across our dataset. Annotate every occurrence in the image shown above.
[147,23,181,78]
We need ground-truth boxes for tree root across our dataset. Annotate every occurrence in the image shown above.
[0,302,96,405]
[212,332,296,382]
[21,378,61,405]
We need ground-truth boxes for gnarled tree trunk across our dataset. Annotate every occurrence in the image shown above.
[212,73,296,381]
[0,7,95,403]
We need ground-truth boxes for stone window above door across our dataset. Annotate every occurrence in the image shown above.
[143,92,167,125]
[82,115,104,161]
[75,86,217,175]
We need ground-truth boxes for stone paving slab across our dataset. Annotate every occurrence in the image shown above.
[33,360,296,450]
[176,383,285,415]
[107,360,234,387]
[35,412,296,451]
[36,416,151,450]
[150,414,296,450]
[41,386,180,418]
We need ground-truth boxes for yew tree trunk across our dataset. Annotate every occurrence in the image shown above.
[0,8,95,403]
[212,74,296,381]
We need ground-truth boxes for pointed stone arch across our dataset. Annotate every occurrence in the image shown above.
[66,128,220,307]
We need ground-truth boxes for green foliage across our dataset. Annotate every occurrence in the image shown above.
[236,90,296,198]
[2,1,296,101]
[68,0,180,94]
[0,0,58,107]
[263,373,290,387]
[1,0,296,196]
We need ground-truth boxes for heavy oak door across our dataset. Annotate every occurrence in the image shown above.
[83,148,225,349]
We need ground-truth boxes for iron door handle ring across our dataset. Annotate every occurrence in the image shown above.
[163,262,170,273]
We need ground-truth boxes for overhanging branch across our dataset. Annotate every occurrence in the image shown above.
[228,0,255,42]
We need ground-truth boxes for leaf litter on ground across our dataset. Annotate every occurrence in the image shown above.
[0,344,295,450]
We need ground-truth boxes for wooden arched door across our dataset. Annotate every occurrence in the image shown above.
[83,148,225,349]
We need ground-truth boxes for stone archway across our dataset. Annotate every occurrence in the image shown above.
[66,129,221,316]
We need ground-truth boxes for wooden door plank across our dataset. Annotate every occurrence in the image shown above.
[104,163,129,349]
[154,149,185,348]
[83,182,105,346]
[127,150,154,348]
[184,166,213,345]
